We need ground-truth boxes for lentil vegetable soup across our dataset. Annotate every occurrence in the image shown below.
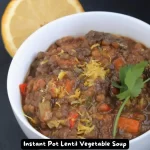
[20,31,150,139]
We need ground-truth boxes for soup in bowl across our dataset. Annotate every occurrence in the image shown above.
[7,12,150,150]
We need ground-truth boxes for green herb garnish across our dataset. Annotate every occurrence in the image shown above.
[112,61,150,138]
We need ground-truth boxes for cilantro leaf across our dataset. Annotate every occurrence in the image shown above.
[125,68,137,91]
[120,85,128,93]
[116,90,130,100]
[112,81,122,89]
[112,61,150,138]
[119,65,132,84]
[130,78,144,98]
[112,81,127,94]
[132,61,148,79]
[124,61,147,91]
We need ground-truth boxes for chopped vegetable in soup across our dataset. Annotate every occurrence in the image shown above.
[20,31,150,139]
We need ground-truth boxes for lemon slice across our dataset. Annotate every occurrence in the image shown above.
[1,0,84,57]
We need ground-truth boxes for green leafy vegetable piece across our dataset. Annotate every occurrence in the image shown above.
[125,69,137,91]
[112,61,150,138]
[125,61,147,91]
[117,90,130,100]
[132,61,148,79]
[119,65,132,84]
[130,78,144,98]
[112,81,122,89]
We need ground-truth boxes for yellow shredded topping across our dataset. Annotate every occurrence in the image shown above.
[24,113,36,124]
[77,136,85,139]
[58,50,64,55]
[75,57,79,63]
[91,43,100,49]
[53,86,66,98]
[71,98,86,105]
[58,86,67,98]
[77,122,95,135]
[55,87,60,96]
[48,80,66,98]
[56,102,61,108]
[70,88,81,99]
[40,59,48,65]
[58,70,67,80]
[82,60,107,86]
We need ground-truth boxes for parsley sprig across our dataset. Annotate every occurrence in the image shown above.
[112,61,150,138]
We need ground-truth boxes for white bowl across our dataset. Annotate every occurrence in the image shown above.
[7,12,150,150]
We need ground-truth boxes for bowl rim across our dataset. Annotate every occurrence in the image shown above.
[7,11,150,141]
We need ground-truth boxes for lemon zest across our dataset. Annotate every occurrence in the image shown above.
[58,70,67,80]
[77,122,95,135]
[91,43,100,49]
[77,136,85,139]
[58,50,64,55]
[59,86,66,98]
[70,88,81,99]
[82,60,107,86]
[75,57,79,63]
[56,102,61,108]
[48,80,66,98]
[40,60,48,65]
[23,113,36,124]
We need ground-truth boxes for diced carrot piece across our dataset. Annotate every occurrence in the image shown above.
[69,113,78,119]
[19,83,27,95]
[98,103,112,112]
[113,57,125,70]
[65,79,74,93]
[69,113,78,128]
[118,117,140,133]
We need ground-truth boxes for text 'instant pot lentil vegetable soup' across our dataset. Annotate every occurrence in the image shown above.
[19,31,150,139]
